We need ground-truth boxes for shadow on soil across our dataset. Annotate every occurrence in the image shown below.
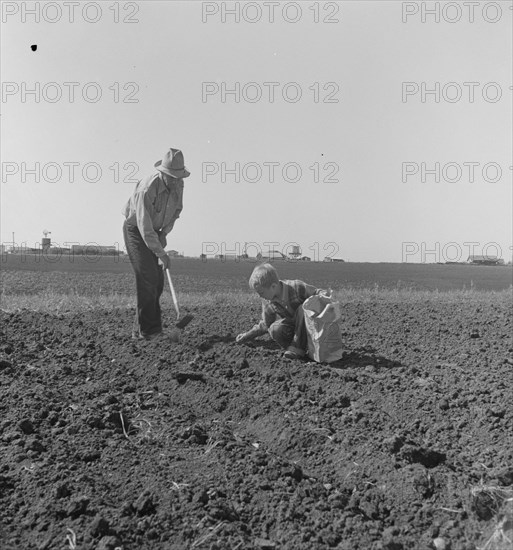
[244,339,282,352]
[196,333,237,351]
[329,347,403,372]
[241,339,403,373]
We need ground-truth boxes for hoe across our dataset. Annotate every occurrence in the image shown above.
[166,268,194,330]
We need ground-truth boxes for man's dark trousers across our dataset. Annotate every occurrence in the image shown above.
[123,221,164,337]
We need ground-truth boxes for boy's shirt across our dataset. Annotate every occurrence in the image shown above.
[253,279,320,334]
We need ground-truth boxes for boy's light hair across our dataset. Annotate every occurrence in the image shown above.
[249,263,279,289]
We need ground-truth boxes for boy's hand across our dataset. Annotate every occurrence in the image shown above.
[236,332,250,344]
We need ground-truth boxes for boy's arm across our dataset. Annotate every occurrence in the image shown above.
[236,323,266,342]
[236,302,276,342]
[297,281,327,302]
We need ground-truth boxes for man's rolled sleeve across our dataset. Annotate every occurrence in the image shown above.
[133,191,166,258]
[162,181,184,236]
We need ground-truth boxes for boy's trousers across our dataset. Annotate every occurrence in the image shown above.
[123,221,164,338]
[268,306,307,351]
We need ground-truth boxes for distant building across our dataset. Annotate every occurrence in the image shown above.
[166,250,183,258]
[71,245,118,256]
[215,253,239,261]
[52,247,71,254]
[7,245,42,255]
[287,245,302,260]
[467,255,502,266]
[256,251,287,261]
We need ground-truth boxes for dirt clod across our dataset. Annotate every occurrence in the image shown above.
[174,371,206,384]
[432,537,448,550]
[89,515,111,537]
[66,496,89,518]
[399,445,446,468]
[96,535,122,550]
[18,419,35,434]
[134,491,156,516]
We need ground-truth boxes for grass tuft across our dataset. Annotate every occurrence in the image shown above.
[477,500,513,550]
[472,485,513,550]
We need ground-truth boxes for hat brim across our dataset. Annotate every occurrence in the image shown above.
[155,160,190,179]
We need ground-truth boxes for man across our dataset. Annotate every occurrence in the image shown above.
[122,148,190,340]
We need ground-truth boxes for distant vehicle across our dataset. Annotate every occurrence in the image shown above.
[301,256,311,261]
[324,257,345,263]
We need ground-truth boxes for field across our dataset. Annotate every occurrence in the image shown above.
[1,258,512,550]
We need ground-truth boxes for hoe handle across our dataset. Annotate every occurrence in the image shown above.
[166,268,180,320]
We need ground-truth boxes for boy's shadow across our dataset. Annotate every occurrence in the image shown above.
[328,347,402,372]
[199,336,403,373]
[248,339,402,372]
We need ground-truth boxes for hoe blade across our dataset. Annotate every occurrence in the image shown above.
[176,314,194,330]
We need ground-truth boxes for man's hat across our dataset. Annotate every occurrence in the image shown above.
[155,148,190,179]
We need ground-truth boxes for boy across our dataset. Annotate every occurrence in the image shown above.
[236,263,326,359]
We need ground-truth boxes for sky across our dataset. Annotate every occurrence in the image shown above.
[1,0,512,263]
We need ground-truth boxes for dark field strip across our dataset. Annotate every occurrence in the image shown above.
[2,255,512,292]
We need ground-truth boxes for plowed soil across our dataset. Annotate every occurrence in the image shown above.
[1,293,512,550]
